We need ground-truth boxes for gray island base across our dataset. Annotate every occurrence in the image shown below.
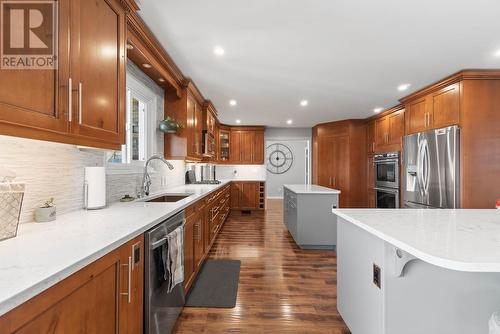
[334,209,500,334]
[283,184,340,250]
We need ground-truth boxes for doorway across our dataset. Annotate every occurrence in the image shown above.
[265,139,311,198]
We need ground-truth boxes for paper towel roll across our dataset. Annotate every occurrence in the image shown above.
[84,167,106,209]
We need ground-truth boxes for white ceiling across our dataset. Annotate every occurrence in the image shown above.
[137,0,500,127]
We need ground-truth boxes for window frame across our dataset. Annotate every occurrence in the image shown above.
[106,73,158,175]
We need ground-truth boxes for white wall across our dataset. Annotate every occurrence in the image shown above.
[265,127,312,198]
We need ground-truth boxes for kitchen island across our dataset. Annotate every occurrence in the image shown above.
[283,184,340,249]
[332,208,500,334]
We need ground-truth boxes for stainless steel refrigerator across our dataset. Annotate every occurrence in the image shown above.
[403,125,460,209]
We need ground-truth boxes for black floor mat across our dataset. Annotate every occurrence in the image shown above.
[185,259,241,308]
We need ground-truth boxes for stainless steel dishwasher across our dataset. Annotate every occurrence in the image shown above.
[145,211,186,334]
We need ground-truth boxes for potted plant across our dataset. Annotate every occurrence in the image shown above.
[159,116,184,133]
[34,198,56,223]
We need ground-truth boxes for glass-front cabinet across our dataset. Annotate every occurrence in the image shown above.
[218,128,230,162]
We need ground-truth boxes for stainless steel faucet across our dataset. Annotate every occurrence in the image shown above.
[141,155,174,197]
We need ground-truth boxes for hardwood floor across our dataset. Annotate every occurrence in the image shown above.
[174,199,350,334]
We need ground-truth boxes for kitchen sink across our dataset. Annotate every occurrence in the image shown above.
[145,193,193,203]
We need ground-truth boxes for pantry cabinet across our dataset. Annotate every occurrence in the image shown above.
[0,0,128,150]
[366,120,375,154]
[0,235,144,334]
[404,83,459,134]
[312,120,367,208]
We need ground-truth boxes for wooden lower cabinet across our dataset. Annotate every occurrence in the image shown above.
[231,181,265,211]
[183,184,232,293]
[0,235,144,334]
[183,213,196,292]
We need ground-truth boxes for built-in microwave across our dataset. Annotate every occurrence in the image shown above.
[202,130,216,157]
[374,152,400,189]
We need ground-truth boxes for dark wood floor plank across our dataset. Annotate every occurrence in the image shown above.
[174,199,350,334]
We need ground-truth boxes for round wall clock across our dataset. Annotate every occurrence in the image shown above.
[266,143,294,174]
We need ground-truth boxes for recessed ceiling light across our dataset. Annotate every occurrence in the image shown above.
[495,49,500,57]
[142,63,152,69]
[300,100,308,107]
[286,119,293,125]
[373,107,383,113]
[229,99,237,106]
[158,78,165,82]
[398,83,411,91]
[235,119,241,124]
[214,46,225,56]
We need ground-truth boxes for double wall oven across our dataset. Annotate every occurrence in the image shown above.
[373,152,400,208]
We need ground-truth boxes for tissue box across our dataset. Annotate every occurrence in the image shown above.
[0,182,25,241]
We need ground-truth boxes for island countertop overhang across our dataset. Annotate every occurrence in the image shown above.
[333,208,500,273]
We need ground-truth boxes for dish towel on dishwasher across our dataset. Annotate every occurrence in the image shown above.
[162,225,184,293]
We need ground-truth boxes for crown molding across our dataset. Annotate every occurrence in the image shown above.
[126,11,185,94]
[399,69,500,104]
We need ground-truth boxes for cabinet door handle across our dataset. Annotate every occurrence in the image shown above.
[78,82,83,125]
[68,78,72,122]
[333,176,336,187]
[120,256,132,303]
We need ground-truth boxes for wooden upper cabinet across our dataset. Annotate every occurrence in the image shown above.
[203,103,217,136]
[374,108,404,152]
[70,0,125,144]
[230,130,242,163]
[406,97,428,134]
[0,0,70,135]
[387,109,404,146]
[431,83,460,129]
[240,131,253,162]
[374,117,389,150]
[229,128,265,164]
[252,130,265,164]
[164,86,204,161]
[0,0,127,149]
[218,126,231,162]
[405,83,459,134]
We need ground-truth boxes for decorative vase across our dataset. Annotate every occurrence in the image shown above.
[159,119,180,133]
[34,206,56,223]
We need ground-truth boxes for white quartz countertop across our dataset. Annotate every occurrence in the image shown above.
[284,184,341,194]
[0,180,233,316]
[333,209,500,273]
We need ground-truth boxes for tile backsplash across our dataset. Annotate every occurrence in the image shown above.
[0,135,186,224]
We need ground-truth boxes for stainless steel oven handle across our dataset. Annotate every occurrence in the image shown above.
[374,187,399,194]
[374,159,399,164]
